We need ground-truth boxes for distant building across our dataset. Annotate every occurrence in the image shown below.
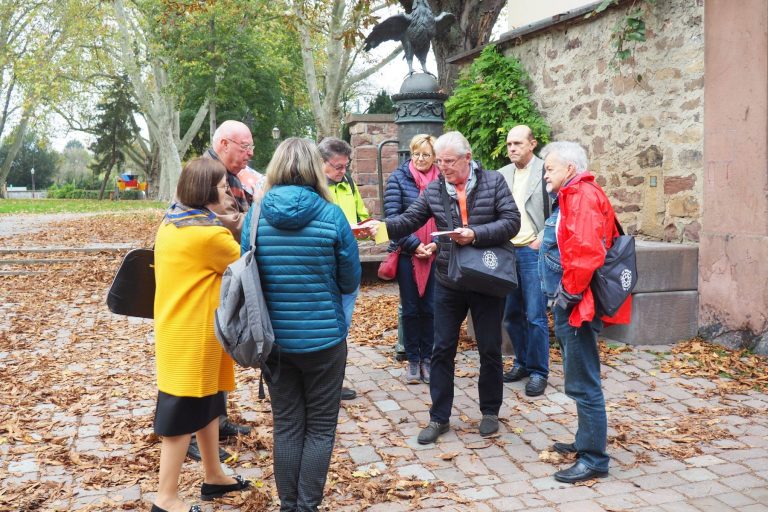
[507,0,590,30]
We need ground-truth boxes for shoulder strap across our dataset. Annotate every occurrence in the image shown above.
[583,180,625,237]
[248,200,262,250]
[440,180,455,231]
[345,171,356,194]
[542,173,551,219]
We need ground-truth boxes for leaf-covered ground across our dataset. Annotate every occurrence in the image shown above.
[2,213,767,511]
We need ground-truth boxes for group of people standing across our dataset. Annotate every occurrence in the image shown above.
[373,126,631,484]
[147,119,631,512]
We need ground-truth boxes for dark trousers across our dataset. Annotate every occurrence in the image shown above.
[266,341,346,512]
[397,253,435,364]
[430,281,505,424]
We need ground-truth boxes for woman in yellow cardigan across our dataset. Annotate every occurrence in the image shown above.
[151,158,250,512]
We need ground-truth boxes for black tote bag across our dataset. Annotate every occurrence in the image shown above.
[440,184,518,297]
[106,248,156,319]
[590,218,637,317]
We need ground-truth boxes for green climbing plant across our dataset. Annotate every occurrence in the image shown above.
[589,0,657,68]
[444,45,550,170]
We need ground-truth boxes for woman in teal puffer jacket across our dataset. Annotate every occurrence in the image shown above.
[241,137,360,511]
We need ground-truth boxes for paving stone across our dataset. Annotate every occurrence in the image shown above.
[558,501,609,512]
[684,455,726,467]
[688,496,739,511]
[347,445,381,465]
[457,486,499,501]
[673,480,733,499]
[540,485,599,504]
[374,399,400,412]
[396,463,435,481]
[715,491,758,508]
[676,467,718,482]
[8,459,38,473]
[721,473,768,491]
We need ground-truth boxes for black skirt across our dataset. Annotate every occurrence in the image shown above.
[153,390,226,437]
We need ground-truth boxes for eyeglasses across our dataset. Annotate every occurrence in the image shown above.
[327,161,349,172]
[224,138,255,151]
[412,153,434,160]
[436,157,459,167]
[215,182,230,191]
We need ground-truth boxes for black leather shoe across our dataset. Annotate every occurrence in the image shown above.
[479,415,499,437]
[341,387,357,400]
[219,419,251,438]
[503,366,529,383]
[395,351,407,362]
[525,374,548,396]
[187,438,231,463]
[151,504,201,512]
[553,442,577,454]
[417,421,449,444]
[201,475,251,501]
[553,460,608,483]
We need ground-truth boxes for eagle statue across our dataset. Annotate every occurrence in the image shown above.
[363,0,455,75]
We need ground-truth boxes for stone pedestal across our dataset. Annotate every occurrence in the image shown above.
[392,73,448,161]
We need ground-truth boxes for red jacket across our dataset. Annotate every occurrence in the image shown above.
[557,172,632,327]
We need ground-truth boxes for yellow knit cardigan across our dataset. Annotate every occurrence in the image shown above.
[153,223,240,397]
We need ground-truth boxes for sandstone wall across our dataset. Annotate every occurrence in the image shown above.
[497,0,704,242]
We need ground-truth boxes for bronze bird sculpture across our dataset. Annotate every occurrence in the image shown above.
[363,0,455,75]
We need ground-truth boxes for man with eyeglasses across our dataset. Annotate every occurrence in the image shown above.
[192,119,255,462]
[318,137,370,402]
[203,120,257,242]
[370,131,520,445]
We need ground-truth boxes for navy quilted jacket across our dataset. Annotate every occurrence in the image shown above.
[241,184,361,353]
[383,159,427,255]
[384,165,521,290]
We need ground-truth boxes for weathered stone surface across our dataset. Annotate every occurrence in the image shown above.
[664,174,697,194]
[637,145,664,168]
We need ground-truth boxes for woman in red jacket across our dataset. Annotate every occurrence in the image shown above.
[538,141,632,484]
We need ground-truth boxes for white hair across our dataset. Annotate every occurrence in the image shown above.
[539,141,589,173]
[434,131,472,156]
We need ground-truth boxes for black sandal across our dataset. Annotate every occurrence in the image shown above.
[150,504,201,512]
[200,475,251,501]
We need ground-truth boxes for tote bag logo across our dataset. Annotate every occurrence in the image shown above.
[482,250,499,270]
[620,268,633,291]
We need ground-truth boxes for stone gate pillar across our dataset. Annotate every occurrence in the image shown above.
[701,0,768,353]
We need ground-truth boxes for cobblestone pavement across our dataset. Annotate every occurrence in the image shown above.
[2,262,767,511]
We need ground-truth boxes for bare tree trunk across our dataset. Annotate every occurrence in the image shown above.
[0,109,30,199]
[428,0,506,94]
[98,162,115,201]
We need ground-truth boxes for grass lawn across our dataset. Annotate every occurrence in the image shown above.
[0,199,167,214]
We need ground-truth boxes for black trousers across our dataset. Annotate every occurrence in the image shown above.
[266,341,346,512]
[429,282,505,423]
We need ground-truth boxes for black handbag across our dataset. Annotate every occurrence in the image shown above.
[590,217,637,317]
[106,248,156,319]
[440,183,518,297]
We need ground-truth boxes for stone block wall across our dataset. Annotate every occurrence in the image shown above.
[493,0,704,243]
[346,114,398,218]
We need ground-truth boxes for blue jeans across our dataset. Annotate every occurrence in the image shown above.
[553,304,609,472]
[503,245,549,378]
[341,286,359,334]
[430,282,504,424]
[397,254,435,363]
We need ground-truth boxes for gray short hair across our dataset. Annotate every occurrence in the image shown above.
[434,131,472,156]
[317,137,352,162]
[539,141,589,173]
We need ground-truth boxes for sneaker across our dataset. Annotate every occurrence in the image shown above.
[405,362,421,384]
[525,374,548,397]
[417,421,449,444]
[503,366,529,383]
[479,415,499,437]
[420,359,431,384]
[219,419,251,438]
[187,437,231,463]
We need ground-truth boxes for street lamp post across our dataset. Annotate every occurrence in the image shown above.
[30,167,35,199]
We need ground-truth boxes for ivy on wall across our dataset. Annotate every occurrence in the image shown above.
[589,0,657,69]
[444,45,551,170]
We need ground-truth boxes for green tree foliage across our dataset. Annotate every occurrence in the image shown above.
[144,0,313,169]
[444,45,550,170]
[367,90,395,114]
[56,140,96,188]
[1,131,58,190]
[88,76,139,199]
